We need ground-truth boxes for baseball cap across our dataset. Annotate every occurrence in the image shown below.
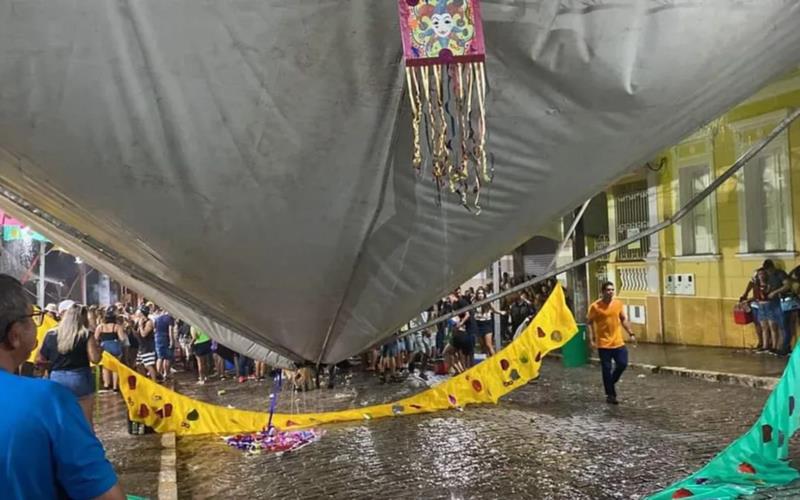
[57,299,76,314]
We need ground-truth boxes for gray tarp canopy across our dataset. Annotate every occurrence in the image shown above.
[1,1,799,367]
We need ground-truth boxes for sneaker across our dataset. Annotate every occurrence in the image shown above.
[238,376,247,384]
[606,395,619,405]
[196,379,206,385]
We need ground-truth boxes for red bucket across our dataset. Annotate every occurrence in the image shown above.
[733,308,753,325]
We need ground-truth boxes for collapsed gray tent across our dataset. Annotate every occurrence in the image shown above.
[1,0,799,366]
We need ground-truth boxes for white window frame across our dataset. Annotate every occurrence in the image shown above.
[730,109,794,254]
[671,128,718,257]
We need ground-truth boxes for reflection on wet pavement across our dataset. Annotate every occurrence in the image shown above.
[95,391,161,499]
[171,360,800,499]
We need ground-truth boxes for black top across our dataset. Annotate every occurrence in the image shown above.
[177,321,191,340]
[40,331,90,372]
[137,319,155,353]
[455,298,478,336]
[97,324,118,343]
[510,300,535,328]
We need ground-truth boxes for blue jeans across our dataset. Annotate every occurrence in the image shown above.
[236,355,252,377]
[436,328,445,353]
[50,368,95,398]
[598,346,628,398]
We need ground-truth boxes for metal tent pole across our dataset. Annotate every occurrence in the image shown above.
[546,198,592,273]
[37,240,45,308]
[402,107,800,338]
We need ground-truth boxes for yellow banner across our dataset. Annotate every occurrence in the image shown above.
[103,285,578,435]
[28,314,58,364]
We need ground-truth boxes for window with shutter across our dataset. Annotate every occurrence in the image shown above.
[732,111,793,254]
[677,164,715,255]
[614,181,649,261]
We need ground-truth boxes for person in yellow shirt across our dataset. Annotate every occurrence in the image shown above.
[587,281,636,404]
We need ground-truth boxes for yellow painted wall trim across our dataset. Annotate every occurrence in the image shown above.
[735,252,798,261]
[671,254,722,262]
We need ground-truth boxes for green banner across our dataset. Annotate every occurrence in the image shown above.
[3,225,49,243]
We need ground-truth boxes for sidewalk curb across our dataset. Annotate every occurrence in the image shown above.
[550,354,779,390]
[158,432,178,500]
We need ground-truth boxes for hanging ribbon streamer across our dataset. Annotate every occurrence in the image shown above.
[398,0,489,212]
[266,370,282,431]
[223,369,324,455]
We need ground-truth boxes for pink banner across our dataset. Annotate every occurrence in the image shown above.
[397,0,485,66]
[0,210,24,227]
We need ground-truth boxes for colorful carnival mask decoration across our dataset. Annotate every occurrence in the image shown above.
[397,0,489,211]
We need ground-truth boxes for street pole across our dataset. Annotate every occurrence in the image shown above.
[37,241,45,308]
[80,262,87,305]
[493,259,501,352]
[571,207,589,322]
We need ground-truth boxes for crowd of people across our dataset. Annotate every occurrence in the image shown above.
[740,259,800,356]
[17,269,582,404]
[366,273,562,383]
[18,296,280,430]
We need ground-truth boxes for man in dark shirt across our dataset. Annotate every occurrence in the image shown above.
[743,260,791,354]
[153,307,175,380]
[509,292,535,338]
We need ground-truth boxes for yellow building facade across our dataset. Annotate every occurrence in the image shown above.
[598,68,800,348]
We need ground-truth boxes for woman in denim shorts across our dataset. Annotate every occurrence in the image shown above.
[94,309,126,391]
[37,304,102,427]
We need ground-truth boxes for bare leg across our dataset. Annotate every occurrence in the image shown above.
[754,321,765,349]
[760,320,772,350]
[102,367,113,389]
[770,320,784,353]
[483,333,495,357]
[195,355,206,383]
[766,321,778,351]
[378,354,386,382]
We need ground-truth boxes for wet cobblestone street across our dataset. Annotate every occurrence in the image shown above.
[94,391,161,499]
[161,359,800,499]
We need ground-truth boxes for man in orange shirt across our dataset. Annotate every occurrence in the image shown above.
[587,281,636,404]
